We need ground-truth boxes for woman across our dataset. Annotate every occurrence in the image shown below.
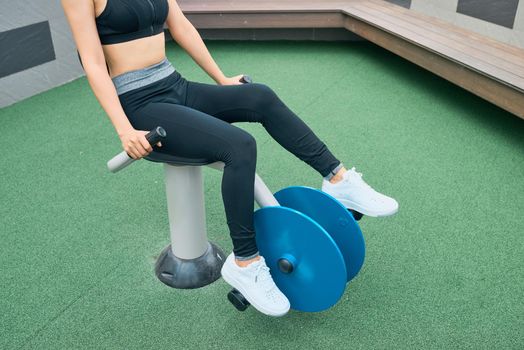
[61,0,398,317]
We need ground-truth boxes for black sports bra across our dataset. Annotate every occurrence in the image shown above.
[95,0,169,45]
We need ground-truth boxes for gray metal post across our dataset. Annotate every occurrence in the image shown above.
[164,164,208,259]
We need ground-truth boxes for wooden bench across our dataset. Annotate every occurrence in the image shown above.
[178,0,524,119]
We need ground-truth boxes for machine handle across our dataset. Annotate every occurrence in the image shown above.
[107,126,167,173]
[240,75,252,84]
[144,126,167,145]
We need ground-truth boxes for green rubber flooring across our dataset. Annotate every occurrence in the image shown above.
[1,41,523,349]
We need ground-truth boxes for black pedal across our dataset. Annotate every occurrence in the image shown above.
[349,209,364,221]
[227,288,250,311]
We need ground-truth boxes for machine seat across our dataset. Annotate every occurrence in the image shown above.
[145,150,214,166]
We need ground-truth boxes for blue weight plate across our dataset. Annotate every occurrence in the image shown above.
[254,206,347,312]
[274,186,365,282]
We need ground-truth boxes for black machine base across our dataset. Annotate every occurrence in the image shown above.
[155,242,226,289]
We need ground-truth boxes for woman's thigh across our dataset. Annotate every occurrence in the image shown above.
[127,101,255,161]
[182,78,341,178]
[184,80,278,124]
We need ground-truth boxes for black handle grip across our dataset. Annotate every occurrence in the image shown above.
[240,75,253,84]
[145,126,167,146]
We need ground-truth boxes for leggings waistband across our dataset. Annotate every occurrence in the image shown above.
[112,57,175,95]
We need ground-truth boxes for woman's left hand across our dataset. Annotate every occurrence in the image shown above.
[218,74,247,85]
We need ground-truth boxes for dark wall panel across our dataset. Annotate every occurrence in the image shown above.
[383,0,412,9]
[457,0,519,28]
[0,21,56,78]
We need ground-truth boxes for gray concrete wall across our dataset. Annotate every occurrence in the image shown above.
[0,0,84,108]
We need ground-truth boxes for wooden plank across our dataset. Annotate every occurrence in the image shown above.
[362,0,524,72]
[343,15,524,119]
[345,3,524,88]
[185,12,345,29]
[179,0,350,13]
[343,3,524,91]
[365,0,524,61]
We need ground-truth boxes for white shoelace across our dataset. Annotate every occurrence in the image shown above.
[252,260,275,292]
[344,167,372,190]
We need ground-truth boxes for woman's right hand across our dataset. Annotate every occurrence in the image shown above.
[119,128,163,160]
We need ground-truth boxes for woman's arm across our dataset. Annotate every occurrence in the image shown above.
[166,0,231,85]
[60,0,155,159]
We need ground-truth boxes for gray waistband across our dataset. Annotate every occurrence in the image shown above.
[112,57,175,95]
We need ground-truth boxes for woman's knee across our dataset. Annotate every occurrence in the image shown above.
[248,83,280,110]
[228,131,257,167]
[236,131,257,158]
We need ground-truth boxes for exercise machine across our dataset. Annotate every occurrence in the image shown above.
[106,76,365,312]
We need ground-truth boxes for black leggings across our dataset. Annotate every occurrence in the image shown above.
[118,70,342,259]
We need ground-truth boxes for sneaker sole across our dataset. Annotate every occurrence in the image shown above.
[221,265,290,317]
[336,197,398,217]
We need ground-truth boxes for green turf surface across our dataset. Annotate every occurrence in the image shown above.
[1,40,523,349]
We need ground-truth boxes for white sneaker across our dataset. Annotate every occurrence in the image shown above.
[321,167,399,217]
[221,253,290,317]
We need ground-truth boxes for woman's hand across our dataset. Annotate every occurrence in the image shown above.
[119,129,163,160]
[218,74,247,86]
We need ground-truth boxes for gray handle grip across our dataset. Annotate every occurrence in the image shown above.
[107,126,167,173]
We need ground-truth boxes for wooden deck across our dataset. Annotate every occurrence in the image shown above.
[178,0,524,119]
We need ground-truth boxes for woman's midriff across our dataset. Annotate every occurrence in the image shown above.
[101,33,167,78]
